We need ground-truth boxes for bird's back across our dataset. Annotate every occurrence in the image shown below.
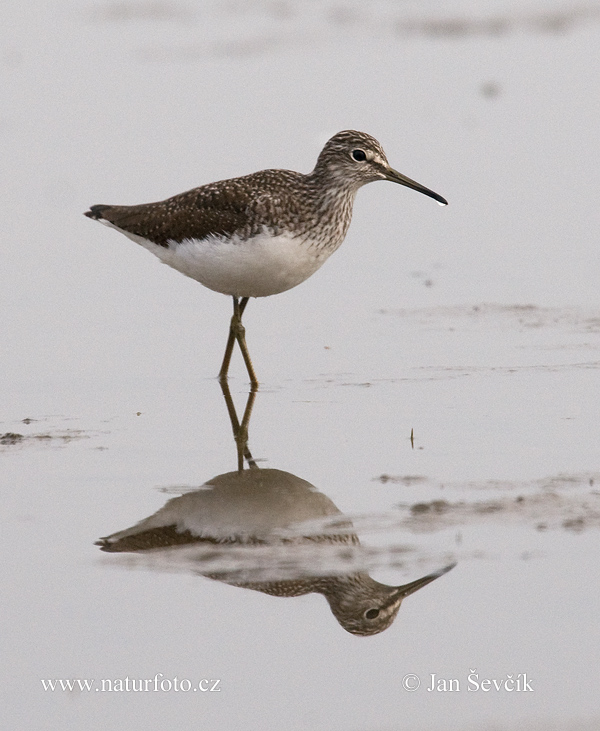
[85,168,313,246]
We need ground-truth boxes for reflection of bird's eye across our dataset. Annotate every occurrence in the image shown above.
[365,608,380,619]
[351,149,367,162]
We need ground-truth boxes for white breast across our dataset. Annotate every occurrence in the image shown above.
[103,221,338,298]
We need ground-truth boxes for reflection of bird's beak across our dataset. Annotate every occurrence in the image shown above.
[388,563,456,605]
[385,167,448,206]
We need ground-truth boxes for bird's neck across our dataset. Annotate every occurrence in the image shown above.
[302,170,360,244]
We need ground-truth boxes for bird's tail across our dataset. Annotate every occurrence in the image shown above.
[84,204,111,220]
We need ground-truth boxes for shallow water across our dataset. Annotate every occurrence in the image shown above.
[2,1,600,729]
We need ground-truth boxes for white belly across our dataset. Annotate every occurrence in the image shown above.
[103,222,336,298]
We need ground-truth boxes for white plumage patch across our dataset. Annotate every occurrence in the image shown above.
[100,219,336,298]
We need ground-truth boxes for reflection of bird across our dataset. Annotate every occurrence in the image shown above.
[98,468,455,636]
[85,131,446,385]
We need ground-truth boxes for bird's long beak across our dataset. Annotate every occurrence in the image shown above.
[385,167,448,206]
[389,562,456,603]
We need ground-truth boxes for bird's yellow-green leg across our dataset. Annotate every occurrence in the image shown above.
[219,296,258,388]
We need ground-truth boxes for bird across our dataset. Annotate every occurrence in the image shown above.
[84,130,447,386]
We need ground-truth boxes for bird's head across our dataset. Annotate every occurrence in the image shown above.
[313,130,447,205]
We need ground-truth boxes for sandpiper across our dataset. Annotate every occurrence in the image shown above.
[85,130,447,386]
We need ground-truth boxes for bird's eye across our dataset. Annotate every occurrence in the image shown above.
[364,608,380,620]
[351,149,367,162]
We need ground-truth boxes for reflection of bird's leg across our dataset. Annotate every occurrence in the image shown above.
[219,296,258,388]
[237,386,257,470]
[219,378,258,471]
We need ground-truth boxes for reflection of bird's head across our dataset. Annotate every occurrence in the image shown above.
[322,564,456,637]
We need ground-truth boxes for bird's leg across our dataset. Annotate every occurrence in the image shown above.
[219,296,259,388]
[233,297,259,388]
[219,296,241,383]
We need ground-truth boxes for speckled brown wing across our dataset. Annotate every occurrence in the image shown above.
[84,172,285,247]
